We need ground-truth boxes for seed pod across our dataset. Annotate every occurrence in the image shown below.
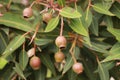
[30,56,41,70]
[23,7,33,18]
[72,62,83,74]
[54,51,65,63]
[42,13,52,23]
[27,48,35,57]
[55,36,67,49]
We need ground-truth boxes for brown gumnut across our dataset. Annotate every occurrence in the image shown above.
[42,13,52,23]
[72,62,83,74]
[54,51,65,63]
[30,56,41,70]
[55,36,67,49]
[23,7,33,18]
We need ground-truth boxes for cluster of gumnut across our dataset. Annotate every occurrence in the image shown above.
[55,35,83,74]
[22,0,83,74]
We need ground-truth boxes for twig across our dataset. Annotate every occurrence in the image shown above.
[29,23,40,45]
[60,17,64,36]
[69,34,78,63]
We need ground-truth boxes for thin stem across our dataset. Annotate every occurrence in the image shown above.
[29,23,40,44]
[69,34,78,63]
[74,1,77,10]
[33,43,36,56]
[60,17,64,36]
[39,2,50,7]
[30,1,36,8]
[7,0,13,10]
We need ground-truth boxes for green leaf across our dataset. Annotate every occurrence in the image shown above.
[68,69,78,80]
[102,43,120,62]
[60,7,81,18]
[74,47,80,60]
[48,75,62,80]
[111,2,120,19]
[0,30,8,54]
[90,17,98,36]
[62,55,74,74]
[34,65,47,80]
[85,9,92,27]
[69,19,88,36]
[19,50,28,70]
[44,16,59,32]
[35,38,53,46]
[0,57,8,69]
[92,3,114,16]
[97,58,109,80]
[57,0,65,7]
[84,41,109,54]
[107,27,120,42]
[2,35,25,58]
[104,16,113,28]
[40,54,56,76]
[13,62,26,79]
[0,13,34,32]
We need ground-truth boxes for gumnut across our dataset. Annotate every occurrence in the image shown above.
[30,56,41,70]
[23,7,33,18]
[72,62,83,74]
[42,13,52,23]
[54,51,65,63]
[55,36,67,49]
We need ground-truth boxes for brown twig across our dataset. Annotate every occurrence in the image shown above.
[29,23,40,45]
[60,17,64,36]
[69,34,78,63]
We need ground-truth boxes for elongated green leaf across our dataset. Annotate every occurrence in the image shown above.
[0,30,8,54]
[85,9,92,27]
[92,3,114,16]
[60,7,81,18]
[97,58,109,80]
[45,16,59,32]
[84,42,109,54]
[74,47,80,60]
[0,57,8,69]
[68,69,78,80]
[69,19,88,36]
[104,16,113,28]
[111,2,120,18]
[35,38,53,46]
[19,50,28,70]
[40,54,56,76]
[57,0,65,7]
[34,65,47,80]
[48,75,62,80]
[62,55,74,74]
[102,43,120,62]
[90,17,98,36]
[13,62,26,79]
[2,35,25,58]
[0,13,34,32]
[107,28,120,42]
